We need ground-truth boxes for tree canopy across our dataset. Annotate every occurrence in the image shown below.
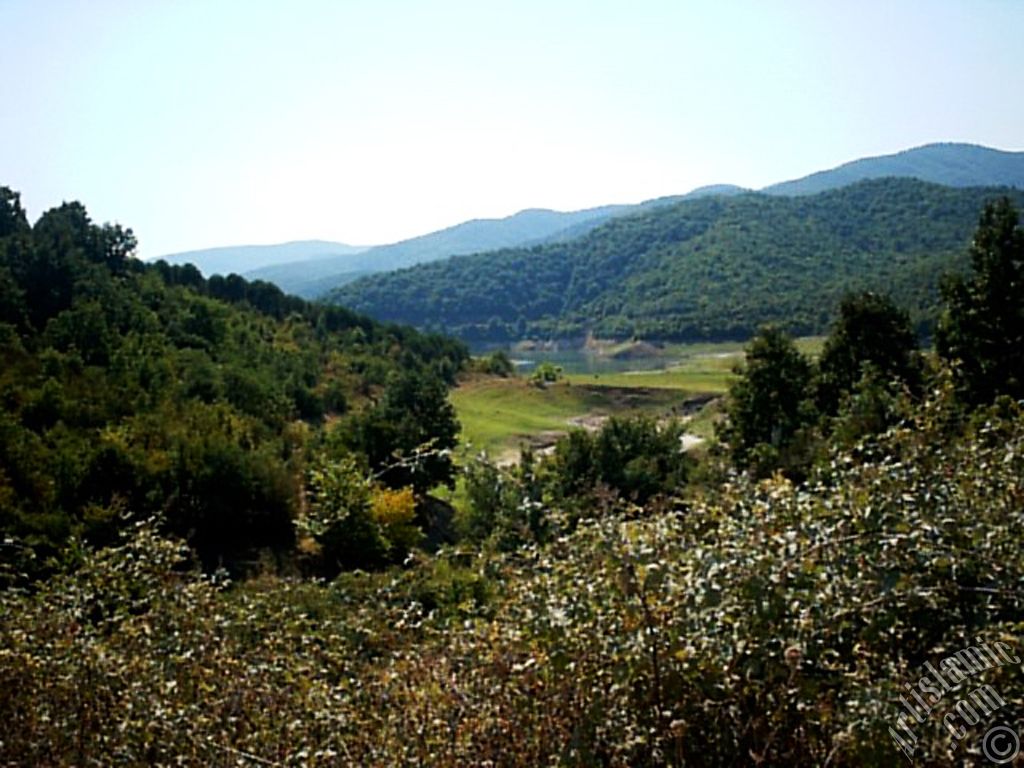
[721,326,816,474]
[329,178,1024,343]
[0,185,466,576]
[937,197,1024,404]
[815,291,922,415]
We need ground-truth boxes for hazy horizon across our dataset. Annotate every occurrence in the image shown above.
[3,0,1023,257]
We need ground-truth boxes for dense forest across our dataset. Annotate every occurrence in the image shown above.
[761,142,1024,196]
[226,188,749,298]
[0,185,467,578]
[176,142,1024,301]
[2,187,1024,765]
[330,178,1024,342]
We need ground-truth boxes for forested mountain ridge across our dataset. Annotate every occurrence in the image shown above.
[242,205,627,297]
[0,186,467,576]
[243,198,728,298]
[185,188,750,298]
[763,142,1024,196]
[328,178,1024,342]
[152,143,1021,300]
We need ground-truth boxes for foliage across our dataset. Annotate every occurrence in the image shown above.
[545,415,692,506]
[815,291,922,415]
[330,178,1024,342]
[528,361,563,386]
[0,184,467,575]
[458,447,546,551]
[3,392,1023,765]
[828,364,915,448]
[478,349,515,377]
[370,486,421,560]
[340,369,461,494]
[937,196,1024,405]
[301,456,420,575]
[721,326,817,476]
[302,455,384,573]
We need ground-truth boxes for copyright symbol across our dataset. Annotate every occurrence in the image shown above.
[982,725,1020,764]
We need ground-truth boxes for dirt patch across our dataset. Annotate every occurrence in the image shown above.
[495,430,564,467]
[680,434,705,452]
[567,414,607,431]
[607,341,663,360]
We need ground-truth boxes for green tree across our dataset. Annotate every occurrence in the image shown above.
[723,326,816,474]
[303,456,388,574]
[459,456,529,548]
[545,416,690,505]
[529,361,562,387]
[481,350,515,377]
[344,370,460,493]
[0,186,30,238]
[937,197,1024,404]
[593,415,689,503]
[816,291,921,415]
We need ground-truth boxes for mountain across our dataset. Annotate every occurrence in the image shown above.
[155,188,751,299]
[327,178,1024,343]
[532,186,749,247]
[243,206,629,297]
[763,143,1024,196]
[157,143,1023,301]
[244,188,751,298]
[157,239,371,277]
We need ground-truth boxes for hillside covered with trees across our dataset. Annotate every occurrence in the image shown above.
[329,178,1024,343]
[240,191,745,299]
[2,195,1023,765]
[0,185,467,579]
[762,142,1024,196]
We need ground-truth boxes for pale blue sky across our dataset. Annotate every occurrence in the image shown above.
[1,0,1021,257]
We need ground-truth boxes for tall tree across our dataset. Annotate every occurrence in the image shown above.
[343,370,460,494]
[937,198,1024,404]
[0,187,30,238]
[723,326,816,474]
[816,291,921,415]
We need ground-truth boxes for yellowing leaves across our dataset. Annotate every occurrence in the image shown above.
[370,486,421,556]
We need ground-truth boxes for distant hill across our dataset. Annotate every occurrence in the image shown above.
[533,186,749,247]
[157,239,371,277]
[763,143,1024,196]
[151,187,765,300]
[244,188,751,298]
[158,144,1024,300]
[244,206,629,297]
[242,205,618,296]
[327,178,1024,343]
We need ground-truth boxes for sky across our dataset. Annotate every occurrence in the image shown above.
[1,0,1022,258]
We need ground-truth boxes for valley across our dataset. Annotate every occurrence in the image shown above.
[7,3,1024,763]
[450,337,823,464]
[4,174,1024,766]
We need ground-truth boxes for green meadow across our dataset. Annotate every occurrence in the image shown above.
[450,377,681,460]
[451,337,823,461]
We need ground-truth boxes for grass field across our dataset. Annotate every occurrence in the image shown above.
[450,377,686,460]
[547,336,821,391]
[452,337,824,462]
